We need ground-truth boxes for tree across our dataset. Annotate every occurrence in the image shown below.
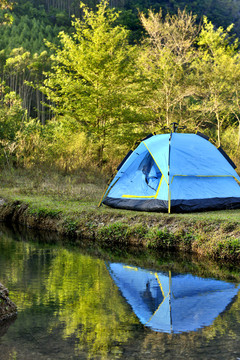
[0,0,13,25]
[0,83,27,166]
[191,18,238,146]
[42,0,139,166]
[0,0,13,11]
[138,9,199,131]
[225,57,240,149]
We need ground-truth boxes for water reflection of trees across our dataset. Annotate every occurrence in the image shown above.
[0,228,240,359]
[44,249,139,358]
[0,234,139,358]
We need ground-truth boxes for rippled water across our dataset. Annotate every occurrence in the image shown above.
[0,224,240,360]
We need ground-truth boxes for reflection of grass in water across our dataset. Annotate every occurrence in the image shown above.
[44,249,139,359]
[140,291,240,359]
[202,290,240,341]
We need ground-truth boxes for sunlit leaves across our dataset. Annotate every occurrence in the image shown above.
[42,0,140,165]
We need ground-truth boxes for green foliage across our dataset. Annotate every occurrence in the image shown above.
[0,85,27,165]
[190,17,239,145]
[28,205,61,218]
[217,238,240,257]
[42,0,144,165]
[98,222,129,244]
[145,227,176,249]
[138,8,199,130]
[15,116,93,171]
[1,1,240,171]
[0,1,70,54]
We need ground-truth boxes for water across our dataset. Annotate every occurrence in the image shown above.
[0,224,240,360]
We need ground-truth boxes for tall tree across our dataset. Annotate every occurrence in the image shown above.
[138,9,199,131]
[191,18,238,146]
[42,0,139,166]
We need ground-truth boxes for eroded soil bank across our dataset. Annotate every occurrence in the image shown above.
[0,198,239,263]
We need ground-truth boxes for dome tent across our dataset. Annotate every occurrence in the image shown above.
[99,131,240,213]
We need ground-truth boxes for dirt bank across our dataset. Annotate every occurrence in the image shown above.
[0,198,239,263]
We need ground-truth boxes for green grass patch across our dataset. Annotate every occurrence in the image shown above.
[0,168,240,262]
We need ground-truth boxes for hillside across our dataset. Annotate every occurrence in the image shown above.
[1,0,240,51]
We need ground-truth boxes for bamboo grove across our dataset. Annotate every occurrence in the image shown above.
[1,0,240,173]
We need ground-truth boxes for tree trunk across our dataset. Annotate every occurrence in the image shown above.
[216,111,221,147]
[238,120,240,147]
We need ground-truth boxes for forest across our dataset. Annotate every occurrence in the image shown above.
[0,0,240,175]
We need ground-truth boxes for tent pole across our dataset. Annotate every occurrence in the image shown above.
[98,177,119,208]
[168,133,172,214]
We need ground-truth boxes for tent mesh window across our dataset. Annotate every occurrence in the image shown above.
[138,152,161,192]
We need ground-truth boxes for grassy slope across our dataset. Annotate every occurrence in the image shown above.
[0,168,239,222]
[0,168,239,262]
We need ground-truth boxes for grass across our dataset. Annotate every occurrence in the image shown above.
[0,169,240,224]
[0,167,240,263]
[0,167,240,223]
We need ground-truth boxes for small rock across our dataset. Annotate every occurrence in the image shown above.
[0,283,17,321]
[0,199,6,206]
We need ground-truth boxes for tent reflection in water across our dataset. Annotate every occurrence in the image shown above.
[107,263,240,333]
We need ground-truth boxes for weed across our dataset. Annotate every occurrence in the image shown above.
[98,222,129,244]
[145,227,176,249]
[63,219,78,236]
[28,207,61,219]
[218,238,240,255]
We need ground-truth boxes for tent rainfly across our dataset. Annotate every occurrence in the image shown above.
[107,263,240,333]
[99,132,240,213]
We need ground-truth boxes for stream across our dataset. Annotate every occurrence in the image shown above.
[0,223,240,360]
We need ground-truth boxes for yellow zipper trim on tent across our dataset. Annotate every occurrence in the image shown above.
[123,265,139,271]
[122,194,156,198]
[171,174,239,184]
[154,175,163,198]
[167,134,172,214]
[145,278,167,326]
[235,177,240,185]
[121,140,168,200]
[145,296,167,326]
[98,177,120,207]
[122,174,164,199]
[145,271,172,326]
[155,272,165,298]
[143,141,168,185]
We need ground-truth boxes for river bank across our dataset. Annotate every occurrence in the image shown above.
[0,169,239,263]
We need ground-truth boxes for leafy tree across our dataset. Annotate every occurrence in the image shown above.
[0,84,27,165]
[138,8,198,131]
[42,0,139,166]
[0,0,13,25]
[191,18,239,146]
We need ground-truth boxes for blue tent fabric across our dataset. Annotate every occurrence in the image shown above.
[102,133,240,212]
[107,263,240,333]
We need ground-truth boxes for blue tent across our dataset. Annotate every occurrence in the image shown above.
[100,132,240,212]
[107,263,240,333]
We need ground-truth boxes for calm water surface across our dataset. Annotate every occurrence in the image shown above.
[0,224,240,360]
